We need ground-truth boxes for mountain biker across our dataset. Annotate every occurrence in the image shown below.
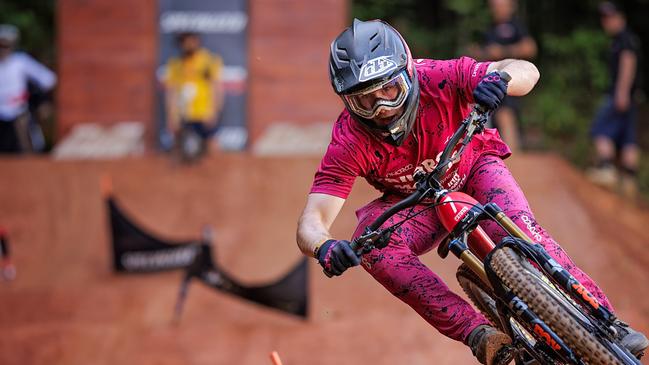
[296,19,648,364]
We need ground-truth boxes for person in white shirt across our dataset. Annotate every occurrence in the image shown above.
[0,24,56,153]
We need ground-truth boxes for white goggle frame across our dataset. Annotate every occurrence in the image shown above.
[343,71,410,120]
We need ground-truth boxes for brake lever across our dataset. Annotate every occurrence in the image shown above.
[465,108,490,137]
[323,229,394,278]
[350,230,384,255]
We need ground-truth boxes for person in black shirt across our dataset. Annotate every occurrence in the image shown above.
[468,0,537,152]
[588,2,642,198]
[0,227,15,281]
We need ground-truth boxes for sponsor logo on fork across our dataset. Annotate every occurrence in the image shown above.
[571,282,601,310]
[521,215,543,242]
[533,324,562,351]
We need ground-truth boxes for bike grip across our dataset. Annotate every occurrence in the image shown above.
[498,71,512,83]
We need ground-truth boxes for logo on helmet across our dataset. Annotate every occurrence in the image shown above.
[359,56,398,82]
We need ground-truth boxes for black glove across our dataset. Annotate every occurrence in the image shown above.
[317,239,361,276]
[472,72,509,111]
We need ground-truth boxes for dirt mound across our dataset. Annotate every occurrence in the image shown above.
[0,153,647,365]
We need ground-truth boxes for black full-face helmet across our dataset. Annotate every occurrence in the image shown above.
[329,19,420,146]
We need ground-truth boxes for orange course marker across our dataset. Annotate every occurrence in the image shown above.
[100,174,113,198]
[269,351,284,365]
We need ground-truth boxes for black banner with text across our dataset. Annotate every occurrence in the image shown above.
[108,196,307,318]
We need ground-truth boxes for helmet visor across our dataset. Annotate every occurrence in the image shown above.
[343,71,410,120]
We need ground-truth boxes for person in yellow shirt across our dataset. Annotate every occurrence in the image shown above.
[163,32,224,158]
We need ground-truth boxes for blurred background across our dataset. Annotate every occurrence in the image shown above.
[1,0,648,192]
[1,1,648,364]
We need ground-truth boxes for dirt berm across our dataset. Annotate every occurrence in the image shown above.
[0,153,647,365]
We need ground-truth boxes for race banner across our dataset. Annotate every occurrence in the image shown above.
[108,197,202,272]
[107,195,308,318]
[157,0,248,151]
[175,243,309,320]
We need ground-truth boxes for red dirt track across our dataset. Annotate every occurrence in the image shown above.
[0,153,648,365]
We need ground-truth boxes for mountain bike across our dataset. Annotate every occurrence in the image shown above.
[332,77,642,364]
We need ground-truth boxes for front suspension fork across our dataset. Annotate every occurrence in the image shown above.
[443,201,614,324]
[483,203,616,324]
[441,218,584,363]
[444,231,492,285]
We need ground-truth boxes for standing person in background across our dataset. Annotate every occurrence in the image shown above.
[0,227,15,281]
[0,24,56,154]
[588,2,642,199]
[468,0,537,152]
[162,32,224,159]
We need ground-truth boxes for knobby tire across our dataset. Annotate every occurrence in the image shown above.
[490,247,623,365]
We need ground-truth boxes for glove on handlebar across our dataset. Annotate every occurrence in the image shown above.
[317,239,361,276]
[472,72,509,111]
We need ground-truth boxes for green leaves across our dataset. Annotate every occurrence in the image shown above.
[0,1,55,64]
[524,28,608,164]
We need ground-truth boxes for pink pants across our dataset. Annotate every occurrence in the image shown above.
[353,155,613,343]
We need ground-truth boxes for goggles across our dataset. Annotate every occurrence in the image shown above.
[343,70,410,120]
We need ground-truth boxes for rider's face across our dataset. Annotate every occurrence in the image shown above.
[357,81,400,110]
[359,85,403,126]
[371,105,404,127]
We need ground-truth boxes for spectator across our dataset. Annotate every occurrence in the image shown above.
[468,0,537,152]
[162,32,224,159]
[0,24,56,153]
[0,227,15,281]
[587,2,642,199]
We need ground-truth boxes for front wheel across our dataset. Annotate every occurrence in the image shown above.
[490,247,626,365]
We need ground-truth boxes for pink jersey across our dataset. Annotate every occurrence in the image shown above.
[311,57,511,199]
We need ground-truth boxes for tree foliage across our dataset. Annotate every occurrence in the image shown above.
[0,0,55,65]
